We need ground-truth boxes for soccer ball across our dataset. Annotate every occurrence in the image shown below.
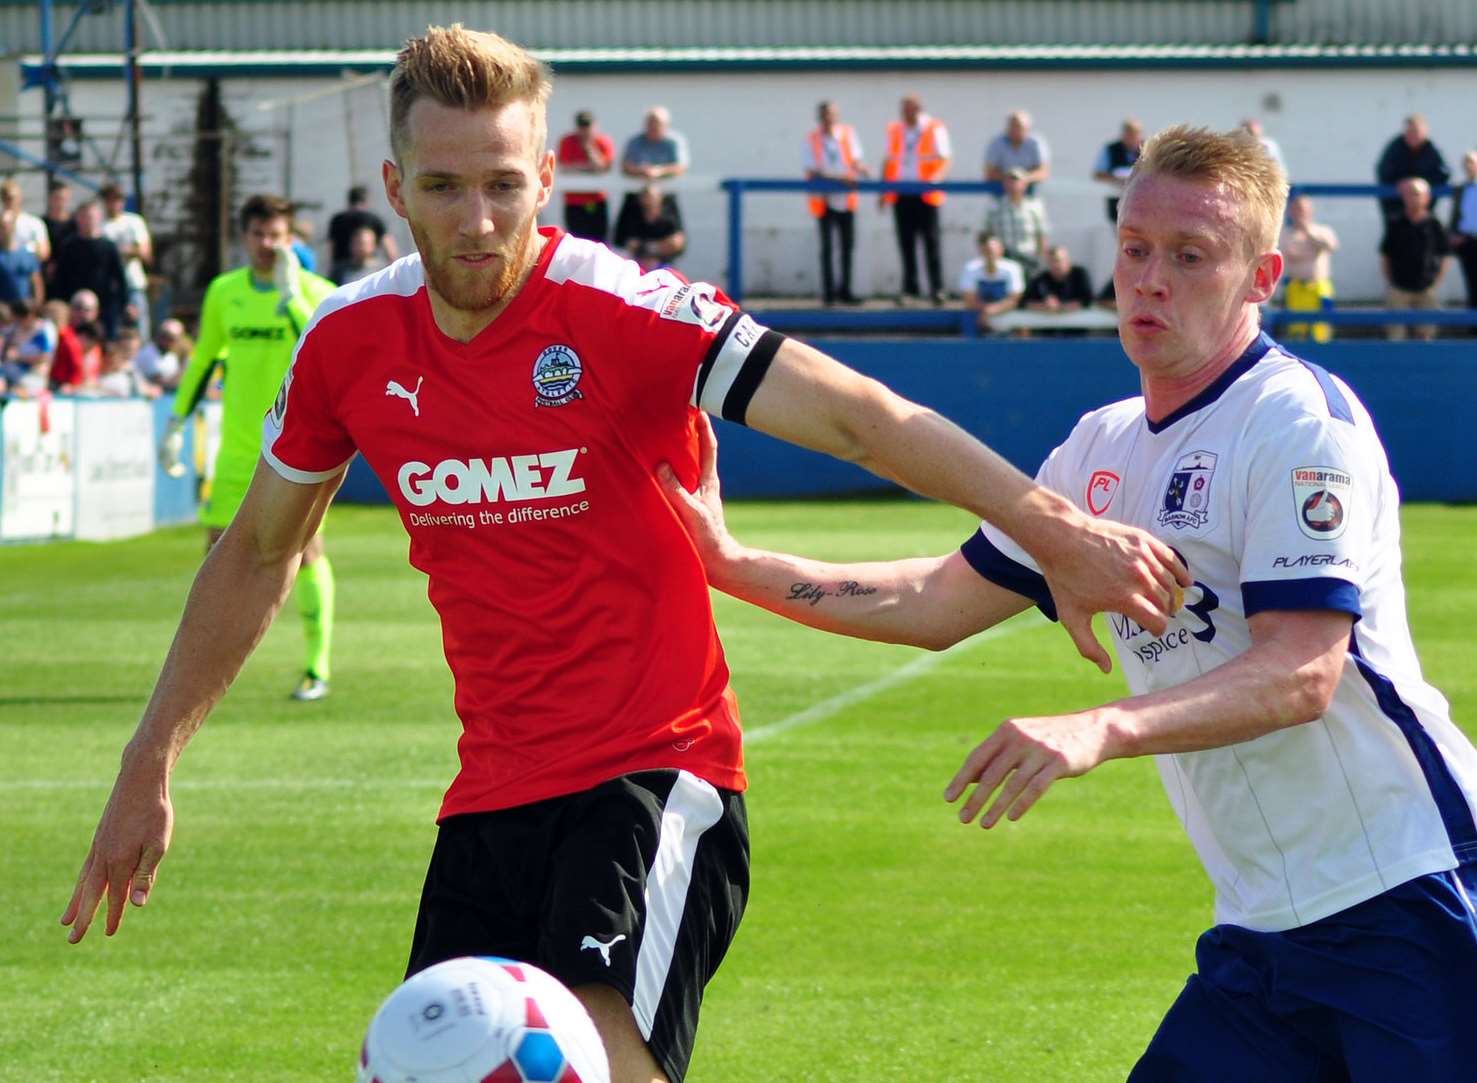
[357,956,610,1083]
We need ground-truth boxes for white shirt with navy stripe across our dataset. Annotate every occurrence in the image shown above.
[963,333,1477,932]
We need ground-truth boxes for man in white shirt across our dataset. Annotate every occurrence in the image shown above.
[100,183,153,336]
[0,178,51,263]
[804,100,869,305]
[880,95,952,305]
[661,124,1477,1081]
[958,230,1024,333]
[133,317,186,390]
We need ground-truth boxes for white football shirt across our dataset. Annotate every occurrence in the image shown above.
[964,333,1477,932]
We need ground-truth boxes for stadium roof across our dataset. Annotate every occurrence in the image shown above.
[20,41,1477,80]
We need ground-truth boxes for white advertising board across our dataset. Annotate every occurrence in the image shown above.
[1,398,76,541]
[73,399,156,541]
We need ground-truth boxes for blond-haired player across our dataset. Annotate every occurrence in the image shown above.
[62,27,1187,1082]
[663,125,1477,1080]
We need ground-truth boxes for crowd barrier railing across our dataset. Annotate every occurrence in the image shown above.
[721,177,1472,332]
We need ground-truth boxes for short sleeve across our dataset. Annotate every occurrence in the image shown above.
[957,259,979,293]
[1005,262,1024,294]
[932,124,952,161]
[1034,135,1051,167]
[1238,413,1372,621]
[958,439,1075,620]
[597,272,786,428]
[1093,146,1110,174]
[261,330,356,484]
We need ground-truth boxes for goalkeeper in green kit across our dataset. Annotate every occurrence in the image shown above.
[160,194,341,700]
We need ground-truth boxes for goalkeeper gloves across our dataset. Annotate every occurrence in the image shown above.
[272,243,303,316]
[159,416,186,478]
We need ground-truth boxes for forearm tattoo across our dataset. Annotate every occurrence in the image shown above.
[786,581,879,607]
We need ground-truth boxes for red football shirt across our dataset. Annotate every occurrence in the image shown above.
[263,229,783,818]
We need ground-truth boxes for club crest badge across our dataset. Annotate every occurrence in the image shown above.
[532,344,583,408]
[1291,465,1352,540]
[1086,470,1121,516]
[1157,450,1218,530]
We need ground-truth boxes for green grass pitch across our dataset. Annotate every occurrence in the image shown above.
[3,501,1473,1082]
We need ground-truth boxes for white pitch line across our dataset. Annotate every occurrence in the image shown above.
[4,615,1046,790]
[743,613,1044,747]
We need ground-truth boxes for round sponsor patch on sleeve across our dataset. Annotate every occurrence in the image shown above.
[1291,465,1351,540]
[267,367,292,432]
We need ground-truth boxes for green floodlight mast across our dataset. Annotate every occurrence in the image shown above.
[20,0,146,209]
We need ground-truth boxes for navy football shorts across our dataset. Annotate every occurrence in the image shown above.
[1128,862,1477,1081]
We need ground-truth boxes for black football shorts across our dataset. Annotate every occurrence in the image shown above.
[405,769,750,1082]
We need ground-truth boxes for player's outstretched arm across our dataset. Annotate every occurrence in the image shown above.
[741,337,1190,670]
[945,608,1352,829]
[659,415,1031,647]
[60,459,343,944]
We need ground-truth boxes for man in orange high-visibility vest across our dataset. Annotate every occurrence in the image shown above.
[805,100,870,304]
[881,94,952,304]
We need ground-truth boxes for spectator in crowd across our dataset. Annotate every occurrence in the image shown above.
[1,298,54,394]
[984,167,1048,279]
[984,110,1050,193]
[0,210,43,303]
[1093,117,1145,223]
[1239,118,1285,172]
[100,183,153,335]
[43,299,88,392]
[1379,177,1450,341]
[327,185,399,271]
[1,178,51,263]
[1376,114,1450,222]
[67,290,104,385]
[42,180,74,296]
[805,100,868,305]
[958,230,1024,334]
[73,320,103,372]
[1279,194,1340,343]
[613,184,685,272]
[291,218,319,274]
[618,106,690,245]
[1448,149,1477,329]
[52,200,127,338]
[332,225,388,285]
[134,316,188,390]
[1022,244,1094,334]
[556,110,616,242]
[881,94,951,305]
[93,327,158,399]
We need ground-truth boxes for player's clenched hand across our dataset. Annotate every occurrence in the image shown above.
[655,413,743,577]
[945,712,1109,828]
[1036,514,1189,674]
[61,760,174,943]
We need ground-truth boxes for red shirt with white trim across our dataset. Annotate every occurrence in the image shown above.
[263,228,784,817]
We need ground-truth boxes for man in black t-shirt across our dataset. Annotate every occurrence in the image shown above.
[1375,115,1450,223]
[50,200,127,337]
[613,184,685,272]
[1022,245,1094,335]
[1379,177,1451,341]
[326,185,399,276]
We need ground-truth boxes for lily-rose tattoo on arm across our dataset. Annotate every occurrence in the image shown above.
[786,581,880,607]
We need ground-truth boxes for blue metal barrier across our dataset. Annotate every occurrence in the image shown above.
[720,178,1465,326]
